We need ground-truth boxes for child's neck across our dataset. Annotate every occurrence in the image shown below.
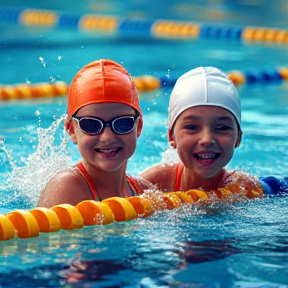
[181,168,225,191]
[83,161,132,199]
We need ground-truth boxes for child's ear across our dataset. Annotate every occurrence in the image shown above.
[168,129,176,149]
[136,118,143,138]
[65,119,77,144]
[235,130,242,147]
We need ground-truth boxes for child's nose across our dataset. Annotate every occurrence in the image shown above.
[199,129,215,146]
[99,125,116,142]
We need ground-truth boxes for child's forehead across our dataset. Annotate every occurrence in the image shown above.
[179,105,236,120]
[77,102,135,115]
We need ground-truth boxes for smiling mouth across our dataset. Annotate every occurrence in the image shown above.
[194,152,220,160]
[96,148,122,154]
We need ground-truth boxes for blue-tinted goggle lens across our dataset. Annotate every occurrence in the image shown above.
[72,115,138,135]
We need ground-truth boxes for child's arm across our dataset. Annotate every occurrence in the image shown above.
[221,171,263,199]
[223,171,288,198]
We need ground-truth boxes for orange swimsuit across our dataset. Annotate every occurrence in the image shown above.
[173,163,226,190]
[173,163,263,199]
[76,162,140,201]
[174,163,184,191]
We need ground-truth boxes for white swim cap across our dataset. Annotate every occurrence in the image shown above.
[168,66,241,130]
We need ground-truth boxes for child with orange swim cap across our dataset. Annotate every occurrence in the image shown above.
[140,67,264,199]
[38,59,151,207]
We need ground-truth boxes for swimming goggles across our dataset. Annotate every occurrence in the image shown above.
[72,115,139,135]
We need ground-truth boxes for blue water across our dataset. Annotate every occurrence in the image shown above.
[1,1,288,287]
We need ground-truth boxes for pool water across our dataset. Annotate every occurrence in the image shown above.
[1,0,288,287]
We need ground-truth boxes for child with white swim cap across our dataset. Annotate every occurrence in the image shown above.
[38,59,151,207]
[140,66,263,198]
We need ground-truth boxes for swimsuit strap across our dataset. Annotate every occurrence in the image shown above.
[126,175,141,196]
[76,162,99,201]
[77,162,140,200]
[174,163,184,191]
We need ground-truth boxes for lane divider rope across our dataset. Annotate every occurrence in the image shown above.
[0,81,69,100]
[0,186,263,241]
[0,7,288,43]
[1,66,288,101]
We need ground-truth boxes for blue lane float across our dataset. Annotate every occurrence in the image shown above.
[260,176,288,195]
[199,24,243,40]
[118,19,155,36]
[243,69,283,84]
[58,13,82,28]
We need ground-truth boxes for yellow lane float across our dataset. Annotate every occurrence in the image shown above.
[6,210,40,239]
[0,215,15,241]
[30,207,61,232]
[0,81,69,100]
[101,197,138,221]
[126,196,154,217]
[51,204,84,230]
[0,187,262,241]
[76,200,115,225]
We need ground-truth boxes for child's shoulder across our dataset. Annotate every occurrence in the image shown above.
[139,163,177,191]
[48,167,83,187]
[37,166,91,207]
[131,176,155,194]
[223,169,258,183]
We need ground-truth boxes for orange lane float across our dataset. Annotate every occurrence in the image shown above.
[0,187,262,241]
[51,204,84,230]
[173,191,195,204]
[101,197,138,221]
[76,200,115,225]
[126,196,154,217]
[0,81,69,100]
[30,207,61,232]
[6,209,40,239]
[162,192,183,209]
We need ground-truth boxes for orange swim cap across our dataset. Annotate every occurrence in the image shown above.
[67,59,142,132]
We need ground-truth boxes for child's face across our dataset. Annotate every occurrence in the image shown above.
[170,105,241,179]
[69,103,141,172]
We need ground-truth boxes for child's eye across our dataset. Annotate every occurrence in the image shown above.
[216,125,233,131]
[184,124,198,130]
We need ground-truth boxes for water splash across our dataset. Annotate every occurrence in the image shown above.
[160,146,179,165]
[1,114,74,209]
